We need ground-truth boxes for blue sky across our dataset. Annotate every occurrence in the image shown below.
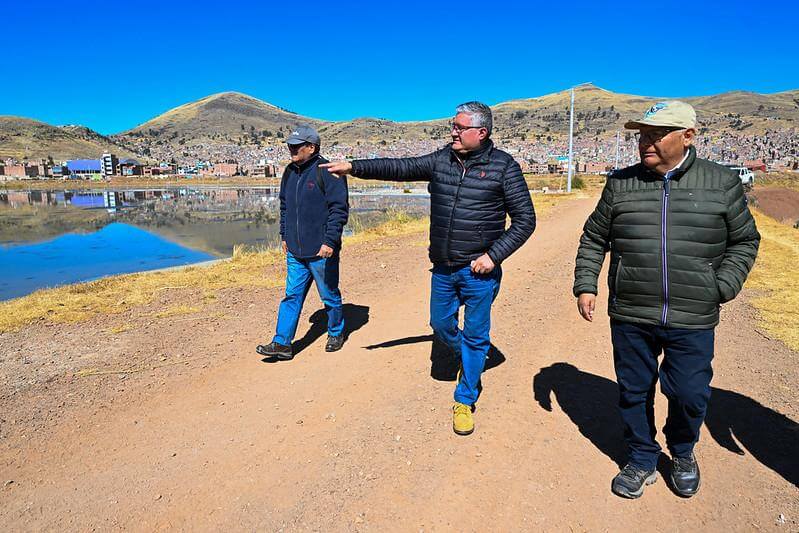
[3,0,797,134]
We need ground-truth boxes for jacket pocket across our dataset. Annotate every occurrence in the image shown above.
[705,262,722,303]
[613,256,624,296]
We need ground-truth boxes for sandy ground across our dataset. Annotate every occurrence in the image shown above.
[0,197,796,531]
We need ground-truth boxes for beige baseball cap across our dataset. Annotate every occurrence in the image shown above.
[624,100,697,129]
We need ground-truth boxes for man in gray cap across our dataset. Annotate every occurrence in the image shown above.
[574,101,760,498]
[256,124,349,360]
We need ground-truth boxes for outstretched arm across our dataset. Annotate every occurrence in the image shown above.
[321,152,437,182]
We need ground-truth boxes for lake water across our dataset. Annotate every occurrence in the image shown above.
[0,186,430,301]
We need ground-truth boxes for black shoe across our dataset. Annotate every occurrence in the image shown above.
[256,341,293,360]
[611,464,657,499]
[325,335,344,352]
[670,454,701,498]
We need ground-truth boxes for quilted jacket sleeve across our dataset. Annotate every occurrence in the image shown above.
[350,152,437,182]
[716,179,760,302]
[486,159,536,264]
[573,181,614,296]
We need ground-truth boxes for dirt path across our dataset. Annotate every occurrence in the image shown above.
[1,197,796,531]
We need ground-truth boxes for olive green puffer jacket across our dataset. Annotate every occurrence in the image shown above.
[574,146,760,329]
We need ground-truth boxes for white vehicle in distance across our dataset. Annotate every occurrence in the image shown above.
[725,165,756,190]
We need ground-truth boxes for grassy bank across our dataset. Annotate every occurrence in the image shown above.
[0,193,575,334]
[0,212,430,333]
[745,210,799,351]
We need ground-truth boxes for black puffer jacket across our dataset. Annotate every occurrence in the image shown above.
[574,146,760,329]
[351,141,536,266]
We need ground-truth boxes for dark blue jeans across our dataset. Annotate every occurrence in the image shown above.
[611,319,715,471]
[430,264,502,406]
[273,252,344,345]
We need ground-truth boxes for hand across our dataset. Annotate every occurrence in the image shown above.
[281,240,287,254]
[317,244,334,258]
[319,161,352,177]
[470,253,495,275]
[577,293,596,322]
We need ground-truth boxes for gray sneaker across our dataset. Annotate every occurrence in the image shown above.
[670,454,700,498]
[256,341,293,360]
[325,335,344,352]
[611,464,657,499]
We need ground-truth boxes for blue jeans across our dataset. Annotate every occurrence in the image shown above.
[611,319,715,471]
[273,252,344,345]
[430,264,502,406]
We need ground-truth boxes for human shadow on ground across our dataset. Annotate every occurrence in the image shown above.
[532,362,799,487]
[705,387,799,487]
[533,362,627,467]
[260,303,370,362]
[363,333,506,382]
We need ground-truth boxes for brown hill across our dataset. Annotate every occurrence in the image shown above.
[116,92,326,148]
[115,85,799,151]
[0,117,140,161]
[8,86,798,161]
[491,84,799,140]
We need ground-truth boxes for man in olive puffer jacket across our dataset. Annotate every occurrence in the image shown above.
[574,101,760,499]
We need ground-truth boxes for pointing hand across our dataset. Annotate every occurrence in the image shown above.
[319,161,352,177]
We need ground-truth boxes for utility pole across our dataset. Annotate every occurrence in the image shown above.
[614,130,621,169]
[567,88,575,193]
[566,82,593,192]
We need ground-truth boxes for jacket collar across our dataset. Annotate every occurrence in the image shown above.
[641,145,697,180]
[289,153,321,172]
[449,139,494,165]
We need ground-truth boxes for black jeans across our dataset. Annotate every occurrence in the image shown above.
[611,319,715,470]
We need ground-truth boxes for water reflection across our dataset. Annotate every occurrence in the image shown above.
[0,186,430,300]
[0,223,215,301]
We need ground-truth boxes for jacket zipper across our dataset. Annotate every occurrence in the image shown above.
[294,166,303,257]
[445,156,468,261]
[661,175,671,326]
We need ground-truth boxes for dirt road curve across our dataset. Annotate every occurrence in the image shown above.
[1,197,797,531]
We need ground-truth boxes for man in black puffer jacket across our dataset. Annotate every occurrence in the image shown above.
[323,102,536,436]
[574,101,760,499]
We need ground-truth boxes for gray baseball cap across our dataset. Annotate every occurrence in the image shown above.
[286,124,321,145]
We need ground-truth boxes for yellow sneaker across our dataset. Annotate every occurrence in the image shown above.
[452,402,474,435]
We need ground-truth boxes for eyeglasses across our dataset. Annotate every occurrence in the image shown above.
[288,142,310,152]
[450,122,484,134]
[634,128,685,144]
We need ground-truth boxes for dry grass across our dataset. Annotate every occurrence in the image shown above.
[755,172,799,191]
[0,194,578,334]
[746,210,799,351]
[152,305,201,319]
[0,213,427,333]
[0,245,284,333]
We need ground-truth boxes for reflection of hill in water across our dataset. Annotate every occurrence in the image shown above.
[1,187,431,256]
[117,208,280,257]
[0,205,111,246]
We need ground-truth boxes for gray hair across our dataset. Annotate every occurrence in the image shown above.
[455,101,493,136]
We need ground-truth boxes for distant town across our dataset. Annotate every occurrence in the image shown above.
[1,129,796,182]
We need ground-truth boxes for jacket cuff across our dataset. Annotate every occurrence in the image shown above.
[487,249,502,266]
[350,160,361,177]
[573,285,598,298]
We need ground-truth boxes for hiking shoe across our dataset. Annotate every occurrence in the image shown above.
[670,454,700,498]
[256,341,293,360]
[611,464,657,499]
[325,335,344,352]
[452,402,474,436]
